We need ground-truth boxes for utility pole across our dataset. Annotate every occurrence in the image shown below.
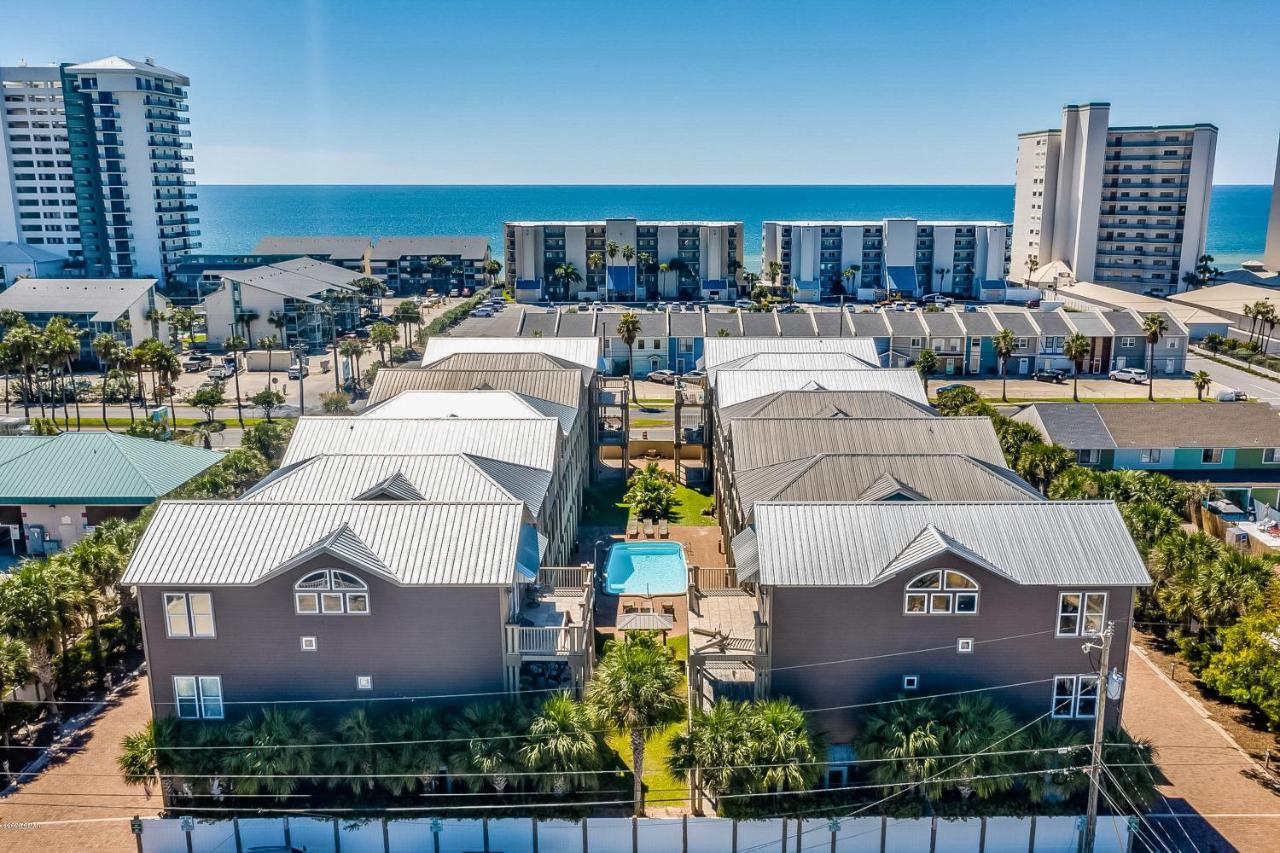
[1081,620,1114,853]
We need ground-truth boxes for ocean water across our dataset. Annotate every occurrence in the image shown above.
[195,184,1271,270]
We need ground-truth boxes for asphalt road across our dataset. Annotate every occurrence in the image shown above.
[1187,353,1280,405]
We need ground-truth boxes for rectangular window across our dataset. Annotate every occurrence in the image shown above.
[1075,449,1099,465]
[164,593,214,638]
[1057,592,1107,637]
[300,636,317,651]
[1139,449,1161,464]
[1120,337,1136,348]
[1263,448,1280,464]
[1166,339,1178,349]
[902,675,919,690]
[957,638,974,654]
[174,675,223,719]
[1201,448,1223,464]
[357,675,373,690]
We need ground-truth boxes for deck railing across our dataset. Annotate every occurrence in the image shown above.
[690,565,738,592]
[505,625,589,656]
[537,566,592,590]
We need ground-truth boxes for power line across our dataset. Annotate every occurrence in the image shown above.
[1098,762,1182,853]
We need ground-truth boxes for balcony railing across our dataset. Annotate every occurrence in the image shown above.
[505,624,589,656]
[536,566,592,590]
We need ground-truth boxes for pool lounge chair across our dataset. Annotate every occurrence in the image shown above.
[658,518,669,538]
[627,519,639,539]
[643,518,655,538]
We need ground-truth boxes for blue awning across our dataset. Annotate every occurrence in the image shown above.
[886,266,918,295]
[607,266,636,292]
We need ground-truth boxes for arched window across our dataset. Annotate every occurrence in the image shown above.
[903,570,979,615]
[295,569,369,615]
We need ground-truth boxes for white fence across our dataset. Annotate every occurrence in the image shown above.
[140,814,1133,852]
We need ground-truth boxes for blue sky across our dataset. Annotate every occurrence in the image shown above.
[5,0,1277,184]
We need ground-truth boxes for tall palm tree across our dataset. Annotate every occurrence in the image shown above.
[1063,332,1090,402]
[259,334,280,393]
[586,633,684,816]
[380,707,444,797]
[448,702,529,793]
[338,339,365,391]
[267,310,288,349]
[1142,313,1167,401]
[520,692,605,794]
[238,309,260,348]
[766,260,783,294]
[657,263,670,299]
[92,333,119,429]
[5,322,43,417]
[48,317,84,430]
[143,306,166,340]
[857,698,948,802]
[587,252,604,297]
[118,717,176,800]
[484,259,503,290]
[0,309,24,415]
[553,261,582,303]
[224,335,248,429]
[1018,720,1089,804]
[226,708,322,800]
[942,696,1023,800]
[636,252,653,299]
[668,700,750,807]
[616,311,641,378]
[55,537,125,686]
[1191,370,1211,401]
[994,328,1016,403]
[621,244,636,293]
[605,240,619,267]
[841,265,860,297]
[323,708,382,795]
[744,698,820,795]
[0,558,85,720]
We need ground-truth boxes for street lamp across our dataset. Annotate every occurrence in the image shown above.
[292,343,309,416]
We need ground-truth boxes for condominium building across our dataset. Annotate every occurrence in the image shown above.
[504,218,743,303]
[0,57,200,284]
[1011,102,1216,295]
[369,236,491,295]
[1264,133,1280,274]
[761,219,1011,302]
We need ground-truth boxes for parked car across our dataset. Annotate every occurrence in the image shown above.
[779,304,802,314]
[934,383,972,396]
[1032,369,1066,384]
[1108,367,1148,384]
[353,328,371,340]
[181,354,212,373]
[921,294,953,307]
[287,363,309,380]
[646,369,676,384]
[890,300,907,311]
[645,303,658,312]
[208,362,237,380]
[734,299,755,309]
[448,288,460,297]
[469,307,494,318]
[1216,389,1248,402]
[681,369,707,385]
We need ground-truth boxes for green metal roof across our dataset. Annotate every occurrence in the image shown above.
[0,433,223,505]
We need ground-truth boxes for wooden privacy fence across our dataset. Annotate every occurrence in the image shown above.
[139,813,1134,853]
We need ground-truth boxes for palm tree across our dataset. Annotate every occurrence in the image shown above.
[44,317,84,431]
[914,348,938,395]
[338,339,365,391]
[857,698,948,802]
[1193,550,1273,625]
[259,334,280,392]
[323,708,382,795]
[744,698,820,795]
[0,310,22,414]
[1024,255,1040,284]
[554,261,582,302]
[1014,442,1076,494]
[380,707,444,797]
[55,538,125,687]
[616,311,641,378]
[267,310,288,349]
[238,309,259,348]
[669,700,750,808]
[1148,529,1223,595]
[657,263,670,298]
[994,328,1016,403]
[1142,313,1167,401]
[636,252,653,299]
[484,259,503,289]
[117,346,138,422]
[0,558,85,720]
[606,240,619,267]
[118,717,175,800]
[766,260,783,294]
[942,696,1023,800]
[226,708,322,800]
[520,692,605,794]
[841,265,859,298]
[169,306,199,348]
[1063,332,1090,402]
[144,306,166,340]
[587,252,604,297]
[1192,370,1212,401]
[1120,501,1181,557]
[224,335,248,429]
[369,322,398,365]
[448,702,529,793]
[621,244,636,298]
[5,322,42,417]
[586,632,685,815]
[1018,720,1089,804]
[91,333,118,429]
[933,267,950,295]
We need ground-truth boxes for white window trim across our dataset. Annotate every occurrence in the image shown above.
[902,675,919,690]
[356,675,373,690]
[1139,448,1161,464]
[1120,337,1136,348]
[903,570,980,615]
[300,636,317,652]
[1056,591,1108,638]
[957,638,974,654]
[1201,448,1223,465]
[1263,448,1280,464]
[1051,674,1099,719]
[164,592,215,639]
[294,570,371,616]
[173,675,224,720]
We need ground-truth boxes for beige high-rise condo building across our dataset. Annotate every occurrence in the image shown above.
[1011,102,1216,295]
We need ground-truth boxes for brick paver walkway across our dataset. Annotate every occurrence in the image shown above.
[1124,645,1280,852]
[0,677,157,852]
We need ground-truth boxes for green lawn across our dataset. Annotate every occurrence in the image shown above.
[604,635,689,808]
[668,485,716,526]
[35,415,273,429]
[631,417,670,428]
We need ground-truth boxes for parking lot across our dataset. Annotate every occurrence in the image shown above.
[941,371,1235,402]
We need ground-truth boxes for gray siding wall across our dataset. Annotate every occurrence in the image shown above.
[767,553,1135,743]
[140,554,506,719]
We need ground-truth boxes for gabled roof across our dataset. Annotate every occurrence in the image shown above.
[846,312,892,337]
[702,337,880,370]
[1013,404,1116,451]
[0,433,221,505]
[422,337,602,372]
[989,308,1038,337]
[1095,402,1280,449]
[122,501,535,587]
[0,242,65,264]
[281,417,561,469]
[250,236,372,260]
[714,369,927,408]
[709,352,875,380]
[240,453,551,515]
[371,236,489,261]
[0,278,158,322]
[359,390,576,436]
[718,390,936,422]
[733,502,1149,587]
[222,257,364,300]
[732,453,1040,517]
[728,417,1006,470]
[368,365,587,407]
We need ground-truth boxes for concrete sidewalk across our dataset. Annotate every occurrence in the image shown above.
[1123,644,1280,852]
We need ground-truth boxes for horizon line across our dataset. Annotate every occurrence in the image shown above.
[195,182,1271,189]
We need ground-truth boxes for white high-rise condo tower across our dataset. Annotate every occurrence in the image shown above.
[1011,102,1216,295]
[1264,133,1280,274]
[0,57,199,283]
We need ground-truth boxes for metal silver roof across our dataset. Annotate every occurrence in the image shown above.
[422,337,602,372]
[0,278,159,322]
[735,501,1149,587]
[702,337,880,369]
[250,236,372,259]
[714,369,927,408]
[122,501,534,587]
[734,453,1041,518]
[281,417,561,469]
[367,365,587,408]
[360,390,576,436]
[222,258,362,300]
[729,417,1006,470]
[240,453,551,515]
[718,390,936,422]
[709,352,876,381]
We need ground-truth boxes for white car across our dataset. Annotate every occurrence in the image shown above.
[1108,367,1148,384]
[734,299,755,309]
[921,294,953,307]
[469,306,494,318]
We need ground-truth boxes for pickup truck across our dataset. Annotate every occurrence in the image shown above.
[182,354,212,373]
[208,362,237,380]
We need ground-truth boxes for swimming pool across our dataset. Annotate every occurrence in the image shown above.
[603,542,688,595]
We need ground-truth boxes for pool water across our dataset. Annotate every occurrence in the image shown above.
[603,542,688,595]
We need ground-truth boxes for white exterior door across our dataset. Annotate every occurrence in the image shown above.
[1115,356,1126,369]
[1018,357,1030,375]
